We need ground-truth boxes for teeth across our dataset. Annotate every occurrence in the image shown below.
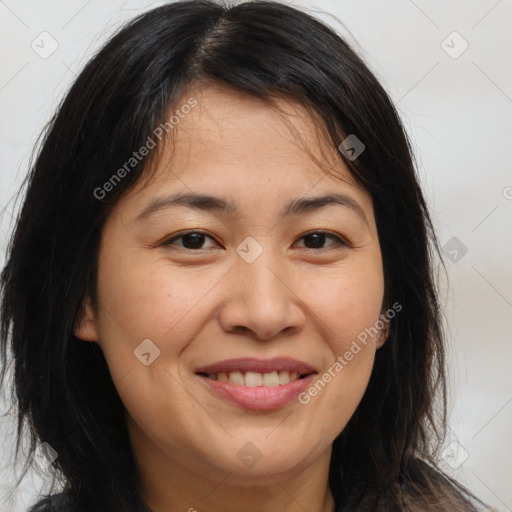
[228,371,244,386]
[262,371,279,387]
[278,371,290,385]
[206,370,304,386]
[244,371,263,387]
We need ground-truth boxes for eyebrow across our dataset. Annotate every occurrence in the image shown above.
[134,192,368,225]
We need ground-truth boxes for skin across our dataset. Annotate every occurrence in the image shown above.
[75,82,389,512]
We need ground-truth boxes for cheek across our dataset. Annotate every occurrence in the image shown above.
[306,258,385,350]
[296,259,384,418]
[94,249,227,370]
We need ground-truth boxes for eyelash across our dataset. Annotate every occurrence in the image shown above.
[161,230,348,253]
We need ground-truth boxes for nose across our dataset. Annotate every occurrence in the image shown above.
[217,253,306,341]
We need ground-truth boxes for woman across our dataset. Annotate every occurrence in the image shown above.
[0,0,490,510]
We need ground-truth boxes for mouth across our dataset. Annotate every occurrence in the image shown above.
[194,357,318,410]
[196,370,314,387]
[194,356,317,386]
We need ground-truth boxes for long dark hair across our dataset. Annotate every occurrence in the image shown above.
[1,1,488,510]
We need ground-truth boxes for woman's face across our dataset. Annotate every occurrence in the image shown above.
[76,83,387,484]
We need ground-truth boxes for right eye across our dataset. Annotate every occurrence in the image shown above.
[161,230,220,251]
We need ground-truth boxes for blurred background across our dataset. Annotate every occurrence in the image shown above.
[0,1,511,510]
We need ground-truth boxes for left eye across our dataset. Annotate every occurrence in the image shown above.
[295,231,347,251]
[162,230,346,251]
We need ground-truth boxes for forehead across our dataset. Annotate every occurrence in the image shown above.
[116,82,375,232]
[141,82,358,190]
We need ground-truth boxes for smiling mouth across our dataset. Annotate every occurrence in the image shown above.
[197,370,314,387]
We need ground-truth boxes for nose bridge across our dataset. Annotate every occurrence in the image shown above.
[237,239,288,310]
[218,237,304,340]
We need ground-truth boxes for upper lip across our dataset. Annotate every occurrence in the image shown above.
[195,357,317,375]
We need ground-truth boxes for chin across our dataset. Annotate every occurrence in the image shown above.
[202,438,324,484]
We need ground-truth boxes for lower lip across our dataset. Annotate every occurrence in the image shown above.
[197,373,317,410]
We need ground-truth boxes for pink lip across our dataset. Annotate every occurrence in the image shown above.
[197,372,317,410]
[194,356,317,375]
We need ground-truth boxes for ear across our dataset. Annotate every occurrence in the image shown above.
[376,315,390,349]
[74,294,99,342]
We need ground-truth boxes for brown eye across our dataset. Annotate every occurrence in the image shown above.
[295,231,347,251]
[162,231,218,250]
[161,229,347,252]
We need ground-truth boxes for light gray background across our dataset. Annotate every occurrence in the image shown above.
[0,1,511,511]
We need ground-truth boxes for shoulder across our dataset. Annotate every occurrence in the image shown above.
[28,492,73,512]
